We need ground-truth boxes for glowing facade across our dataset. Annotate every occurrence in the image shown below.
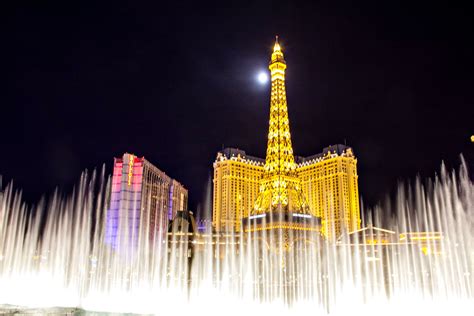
[105,153,188,250]
[212,38,361,239]
[297,144,361,239]
[212,148,264,232]
[170,179,188,220]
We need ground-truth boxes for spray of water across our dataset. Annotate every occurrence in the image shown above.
[0,159,473,315]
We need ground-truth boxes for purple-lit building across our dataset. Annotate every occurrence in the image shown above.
[105,153,188,251]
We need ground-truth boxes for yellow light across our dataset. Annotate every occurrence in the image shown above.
[410,236,442,241]
[251,36,310,224]
[273,41,281,52]
[128,154,134,186]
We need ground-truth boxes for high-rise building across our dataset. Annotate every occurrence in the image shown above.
[105,153,188,250]
[170,179,188,220]
[212,38,361,239]
[212,148,264,232]
[296,144,361,239]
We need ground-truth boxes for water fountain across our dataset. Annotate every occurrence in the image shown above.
[0,158,472,315]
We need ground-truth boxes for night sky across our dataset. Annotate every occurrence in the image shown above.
[2,1,473,215]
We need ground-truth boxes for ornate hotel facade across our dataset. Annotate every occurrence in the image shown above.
[296,145,360,238]
[212,148,264,232]
[212,39,360,239]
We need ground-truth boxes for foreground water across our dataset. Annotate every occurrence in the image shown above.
[1,160,473,315]
[0,305,142,315]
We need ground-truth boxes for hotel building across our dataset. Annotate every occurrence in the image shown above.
[105,153,188,250]
[212,145,360,238]
[296,144,360,239]
[212,148,264,232]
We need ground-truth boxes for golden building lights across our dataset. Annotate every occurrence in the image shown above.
[212,38,361,239]
[212,149,264,232]
[297,145,361,239]
[252,37,310,219]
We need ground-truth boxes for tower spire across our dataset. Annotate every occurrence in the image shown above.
[252,37,310,216]
[271,36,285,66]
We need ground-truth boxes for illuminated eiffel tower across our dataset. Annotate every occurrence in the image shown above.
[243,37,320,234]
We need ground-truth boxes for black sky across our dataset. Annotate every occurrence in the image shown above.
[2,1,473,214]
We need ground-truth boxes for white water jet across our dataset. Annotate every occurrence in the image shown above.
[0,159,473,315]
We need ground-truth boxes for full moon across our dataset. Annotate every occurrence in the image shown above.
[257,72,268,84]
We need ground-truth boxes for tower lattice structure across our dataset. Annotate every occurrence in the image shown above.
[244,37,318,235]
[252,38,310,215]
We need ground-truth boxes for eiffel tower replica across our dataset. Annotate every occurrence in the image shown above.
[243,37,320,237]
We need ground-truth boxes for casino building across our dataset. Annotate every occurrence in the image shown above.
[212,148,264,232]
[296,145,360,239]
[105,153,188,250]
[212,38,360,240]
